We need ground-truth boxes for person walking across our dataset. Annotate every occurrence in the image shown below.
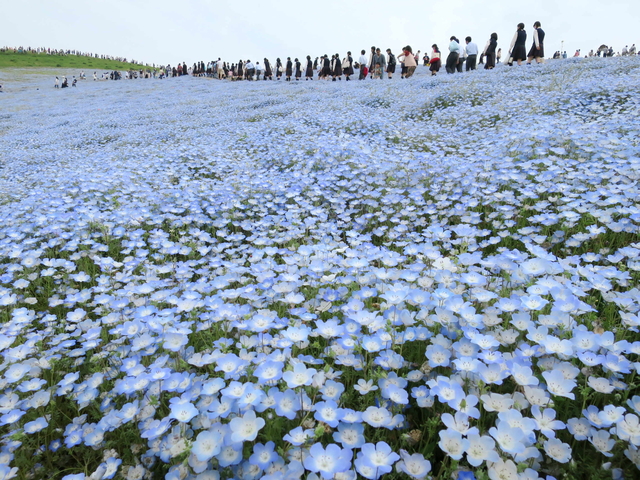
[456,38,466,72]
[332,53,343,81]
[285,57,293,81]
[446,36,460,74]
[386,49,396,79]
[483,33,498,69]
[54,76,59,88]
[245,60,255,80]
[465,37,478,70]
[527,21,545,64]
[342,51,354,81]
[398,45,417,78]
[358,50,368,80]
[321,54,331,79]
[264,58,273,80]
[429,43,442,76]
[508,23,527,66]
[374,48,386,79]
[305,55,314,80]
[368,46,376,79]
[294,58,302,80]
[276,58,283,80]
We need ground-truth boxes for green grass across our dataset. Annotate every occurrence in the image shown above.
[0,51,155,70]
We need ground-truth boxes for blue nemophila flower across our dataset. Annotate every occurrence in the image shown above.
[169,401,198,423]
[229,410,265,443]
[254,360,284,384]
[489,422,526,455]
[542,369,576,399]
[191,430,223,462]
[362,406,392,428]
[543,438,572,463]
[249,441,279,470]
[531,406,565,437]
[438,430,469,461]
[355,442,400,479]
[23,416,48,434]
[465,433,499,467]
[313,400,343,428]
[272,389,301,420]
[303,443,353,480]
[283,426,314,446]
[282,363,316,388]
[396,450,431,479]
[333,422,365,449]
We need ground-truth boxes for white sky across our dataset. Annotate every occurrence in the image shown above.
[3,0,639,66]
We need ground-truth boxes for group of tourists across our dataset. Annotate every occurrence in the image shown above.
[43,20,640,91]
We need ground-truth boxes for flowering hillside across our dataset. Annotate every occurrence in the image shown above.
[1,58,640,480]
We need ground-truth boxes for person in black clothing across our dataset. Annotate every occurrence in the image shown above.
[321,55,331,79]
[294,58,302,80]
[483,33,498,69]
[386,49,396,79]
[509,23,527,66]
[264,58,273,80]
[61,77,69,88]
[343,51,354,81]
[332,53,343,81]
[182,62,187,75]
[305,55,314,80]
[527,21,545,64]
[285,57,293,81]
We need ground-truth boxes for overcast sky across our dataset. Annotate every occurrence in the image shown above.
[3,0,639,66]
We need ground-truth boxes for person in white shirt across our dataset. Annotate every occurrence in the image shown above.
[456,39,466,72]
[465,37,478,70]
[358,50,368,80]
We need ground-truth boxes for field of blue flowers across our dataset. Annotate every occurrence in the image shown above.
[1,57,640,480]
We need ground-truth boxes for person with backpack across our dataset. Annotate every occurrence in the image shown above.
[386,49,396,79]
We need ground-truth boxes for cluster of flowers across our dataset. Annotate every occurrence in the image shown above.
[0,58,640,480]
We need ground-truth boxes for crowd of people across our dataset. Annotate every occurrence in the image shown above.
[148,22,544,82]
[34,22,639,90]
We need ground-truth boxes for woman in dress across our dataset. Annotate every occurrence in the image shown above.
[483,33,498,69]
[294,58,302,80]
[527,21,545,64]
[429,45,441,76]
[332,53,343,81]
[305,55,314,80]
[508,23,527,66]
[276,58,283,80]
[342,51,354,81]
[285,57,293,81]
[264,58,273,80]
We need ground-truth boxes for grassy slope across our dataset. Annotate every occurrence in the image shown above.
[0,51,156,70]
